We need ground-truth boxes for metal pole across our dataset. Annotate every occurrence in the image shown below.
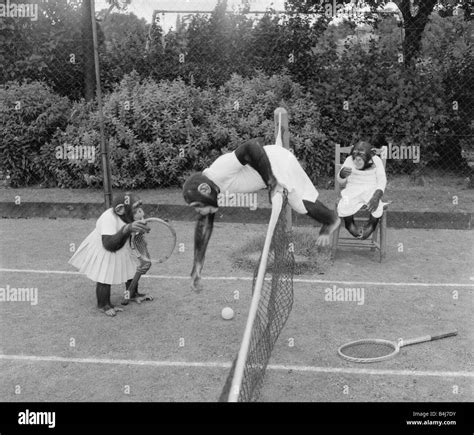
[274,107,292,231]
[90,0,112,209]
[228,192,284,402]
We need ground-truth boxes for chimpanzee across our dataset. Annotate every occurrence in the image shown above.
[182,139,341,292]
[337,140,387,240]
[68,192,152,316]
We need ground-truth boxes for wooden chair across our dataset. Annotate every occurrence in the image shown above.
[331,144,389,262]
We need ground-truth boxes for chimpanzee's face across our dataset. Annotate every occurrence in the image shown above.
[132,203,145,221]
[113,193,144,223]
[351,142,373,170]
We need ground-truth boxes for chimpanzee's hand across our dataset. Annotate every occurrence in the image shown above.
[367,191,383,213]
[127,220,150,234]
[340,167,352,179]
[267,175,278,204]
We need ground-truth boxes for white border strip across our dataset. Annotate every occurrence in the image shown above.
[0,354,472,378]
[1,268,473,288]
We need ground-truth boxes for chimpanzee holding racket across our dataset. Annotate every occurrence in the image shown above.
[183,139,341,292]
[69,193,153,317]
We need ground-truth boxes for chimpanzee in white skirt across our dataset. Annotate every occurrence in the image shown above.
[69,193,153,316]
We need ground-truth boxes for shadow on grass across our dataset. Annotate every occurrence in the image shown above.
[230,228,333,275]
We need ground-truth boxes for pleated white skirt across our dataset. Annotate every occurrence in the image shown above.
[338,185,386,218]
[265,146,319,214]
[69,229,137,285]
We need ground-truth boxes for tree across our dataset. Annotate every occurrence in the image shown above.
[182,0,255,87]
[285,0,471,65]
[396,0,439,65]
[0,0,86,100]
[98,12,149,89]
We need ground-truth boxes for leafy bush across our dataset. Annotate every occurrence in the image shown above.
[41,100,103,188]
[0,81,71,186]
[308,26,465,175]
[35,71,331,188]
[3,55,470,188]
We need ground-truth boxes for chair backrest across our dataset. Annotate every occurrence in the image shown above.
[375,146,388,168]
[334,144,388,198]
[334,144,353,198]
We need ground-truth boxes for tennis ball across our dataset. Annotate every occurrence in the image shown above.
[221,307,234,320]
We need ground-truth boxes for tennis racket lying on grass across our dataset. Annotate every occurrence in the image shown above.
[122,217,177,305]
[338,330,458,363]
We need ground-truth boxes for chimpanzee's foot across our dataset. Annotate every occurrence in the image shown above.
[360,222,378,240]
[131,293,154,304]
[100,305,123,317]
[111,305,124,312]
[346,221,362,239]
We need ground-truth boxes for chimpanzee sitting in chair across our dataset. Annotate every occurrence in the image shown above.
[337,141,387,240]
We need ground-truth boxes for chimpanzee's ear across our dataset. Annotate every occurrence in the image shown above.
[371,147,377,156]
[114,203,126,216]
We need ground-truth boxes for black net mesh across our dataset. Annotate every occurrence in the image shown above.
[219,193,295,402]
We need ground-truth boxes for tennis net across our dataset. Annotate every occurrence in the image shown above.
[219,191,295,402]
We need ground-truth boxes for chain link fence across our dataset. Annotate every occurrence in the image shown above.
[1,0,473,200]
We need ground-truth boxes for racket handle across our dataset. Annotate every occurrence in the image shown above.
[400,335,431,347]
[401,331,458,347]
[430,330,458,341]
[123,271,143,303]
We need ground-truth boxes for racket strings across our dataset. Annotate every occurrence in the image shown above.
[340,342,396,359]
[133,234,150,259]
[134,220,176,262]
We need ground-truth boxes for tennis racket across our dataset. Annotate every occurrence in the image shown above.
[338,330,458,363]
[123,217,177,305]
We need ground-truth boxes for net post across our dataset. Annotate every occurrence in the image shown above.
[228,192,284,402]
[91,0,113,209]
[274,108,292,232]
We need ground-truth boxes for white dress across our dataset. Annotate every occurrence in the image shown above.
[69,208,137,284]
[203,145,318,214]
[337,155,387,218]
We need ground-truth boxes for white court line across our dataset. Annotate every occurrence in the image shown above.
[1,268,473,288]
[0,354,472,378]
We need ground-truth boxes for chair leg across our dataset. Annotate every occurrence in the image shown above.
[371,218,378,251]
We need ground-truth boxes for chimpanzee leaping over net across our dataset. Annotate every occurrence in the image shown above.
[182,139,341,292]
[337,141,387,240]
